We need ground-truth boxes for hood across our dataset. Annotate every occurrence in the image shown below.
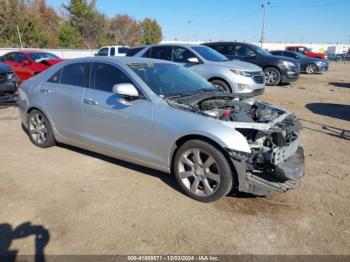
[39,59,64,67]
[0,62,13,73]
[207,60,262,71]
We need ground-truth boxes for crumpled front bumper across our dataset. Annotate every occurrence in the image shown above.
[229,146,305,196]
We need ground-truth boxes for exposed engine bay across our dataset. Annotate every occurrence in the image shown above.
[167,91,304,195]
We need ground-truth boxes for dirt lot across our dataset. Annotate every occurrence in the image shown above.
[0,62,350,256]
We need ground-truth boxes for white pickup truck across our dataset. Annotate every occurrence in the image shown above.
[95,46,129,57]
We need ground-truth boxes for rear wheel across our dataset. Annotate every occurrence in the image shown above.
[305,64,317,74]
[173,140,234,202]
[210,79,231,92]
[264,67,281,86]
[28,109,55,148]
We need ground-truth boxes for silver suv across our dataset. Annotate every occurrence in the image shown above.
[127,44,265,97]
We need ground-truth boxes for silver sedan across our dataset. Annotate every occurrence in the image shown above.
[18,57,304,202]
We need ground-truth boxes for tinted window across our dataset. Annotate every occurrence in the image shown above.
[110,47,115,56]
[28,52,59,62]
[235,45,256,57]
[147,46,172,61]
[15,53,28,62]
[284,52,297,58]
[191,46,228,62]
[143,48,152,58]
[4,53,15,62]
[172,46,197,63]
[60,63,90,87]
[210,45,227,54]
[271,51,282,56]
[118,47,129,54]
[129,63,215,97]
[97,48,109,56]
[48,69,62,83]
[91,63,132,93]
[126,47,145,57]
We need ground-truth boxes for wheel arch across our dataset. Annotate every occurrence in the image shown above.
[207,77,232,92]
[169,134,239,185]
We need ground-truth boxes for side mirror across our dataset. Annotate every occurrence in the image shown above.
[112,83,139,98]
[187,57,200,64]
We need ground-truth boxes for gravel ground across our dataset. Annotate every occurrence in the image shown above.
[0,62,349,256]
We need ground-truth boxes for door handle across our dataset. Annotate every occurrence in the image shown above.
[39,88,51,94]
[83,98,98,105]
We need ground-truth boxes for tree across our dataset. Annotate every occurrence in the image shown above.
[140,18,162,44]
[57,22,82,48]
[110,14,141,46]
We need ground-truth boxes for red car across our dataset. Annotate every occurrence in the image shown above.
[285,46,325,59]
[2,51,63,81]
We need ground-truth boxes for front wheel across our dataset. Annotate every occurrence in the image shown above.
[173,140,234,202]
[264,67,281,86]
[28,109,56,148]
[305,64,317,74]
[210,79,231,93]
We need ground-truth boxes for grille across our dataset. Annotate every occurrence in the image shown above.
[253,75,265,84]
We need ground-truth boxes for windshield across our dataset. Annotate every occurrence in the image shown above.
[191,46,228,62]
[250,45,272,56]
[128,63,215,97]
[29,52,60,62]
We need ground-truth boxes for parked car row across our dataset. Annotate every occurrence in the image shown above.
[18,56,305,202]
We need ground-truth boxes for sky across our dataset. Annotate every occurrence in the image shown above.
[46,0,350,44]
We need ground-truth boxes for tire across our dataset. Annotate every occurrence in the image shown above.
[173,139,234,202]
[264,67,281,86]
[305,64,317,74]
[27,109,55,148]
[210,79,231,92]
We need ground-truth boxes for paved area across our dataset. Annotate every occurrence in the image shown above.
[0,62,349,255]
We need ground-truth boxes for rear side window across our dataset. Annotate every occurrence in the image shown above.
[118,47,129,54]
[47,69,62,83]
[147,46,172,61]
[110,47,115,56]
[210,45,227,54]
[60,63,90,88]
[97,48,109,56]
[126,47,145,57]
[3,53,15,61]
[90,63,132,93]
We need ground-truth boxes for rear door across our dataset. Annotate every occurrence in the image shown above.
[81,62,154,162]
[40,62,90,141]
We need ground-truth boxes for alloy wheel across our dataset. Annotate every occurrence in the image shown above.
[306,64,317,74]
[29,112,48,145]
[265,70,278,84]
[177,148,221,197]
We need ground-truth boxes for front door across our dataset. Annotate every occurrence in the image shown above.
[81,62,154,163]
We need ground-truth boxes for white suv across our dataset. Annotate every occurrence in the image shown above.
[95,46,129,57]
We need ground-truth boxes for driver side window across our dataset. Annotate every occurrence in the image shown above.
[172,46,197,63]
[90,63,132,93]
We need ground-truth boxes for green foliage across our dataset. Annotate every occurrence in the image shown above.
[58,22,82,48]
[140,18,162,44]
[0,0,163,48]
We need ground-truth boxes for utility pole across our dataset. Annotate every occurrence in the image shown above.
[260,1,270,48]
[17,25,23,49]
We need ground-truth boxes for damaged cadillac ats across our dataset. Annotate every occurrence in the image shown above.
[18,57,304,202]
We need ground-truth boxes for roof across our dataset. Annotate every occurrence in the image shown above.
[65,56,174,65]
